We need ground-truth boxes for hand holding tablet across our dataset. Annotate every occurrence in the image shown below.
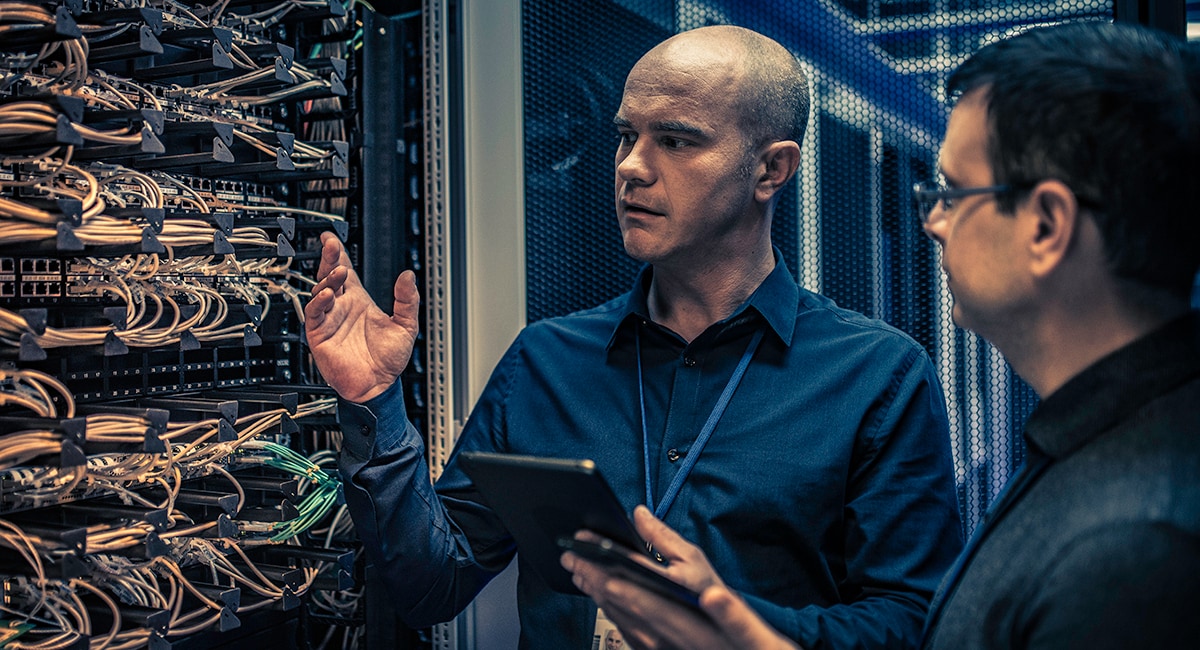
[556,536,705,613]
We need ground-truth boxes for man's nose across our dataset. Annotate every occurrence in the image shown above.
[616,142,652,186]
[922,203,947,244]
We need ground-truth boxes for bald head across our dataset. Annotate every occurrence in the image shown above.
[631,25,810,148]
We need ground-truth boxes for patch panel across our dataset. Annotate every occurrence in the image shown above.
[0,0,368,645]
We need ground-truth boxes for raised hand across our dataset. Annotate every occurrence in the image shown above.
[303,232,421,403]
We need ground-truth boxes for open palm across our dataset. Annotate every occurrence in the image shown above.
[304,232,421,403]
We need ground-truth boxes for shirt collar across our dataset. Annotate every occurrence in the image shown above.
[606,247,799,350]
[1025,310,1200,459]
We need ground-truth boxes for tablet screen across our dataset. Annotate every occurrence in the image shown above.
[458,451,649,594]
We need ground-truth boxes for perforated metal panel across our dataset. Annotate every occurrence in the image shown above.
[521,0,1112,536]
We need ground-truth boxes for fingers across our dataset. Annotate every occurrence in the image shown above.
[303,287,330,327]
[306,264,347,313]
[315,232,344,283]
[573,529,607,545]
[561,551,606,606]
[560,554,660,649]
[304,267,341,327]
[560,551,630,608]
[317,232,365,293]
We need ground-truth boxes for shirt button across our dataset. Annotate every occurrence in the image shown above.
[683,356,696,367]
[667,448,681,462]
[359,424,371,437]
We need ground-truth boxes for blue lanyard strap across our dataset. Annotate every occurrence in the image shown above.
[637,325,766,519]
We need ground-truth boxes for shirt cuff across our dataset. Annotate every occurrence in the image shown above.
[336,380,411,461]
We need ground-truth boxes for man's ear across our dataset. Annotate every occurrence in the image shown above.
[1025,179,1081,279]
[755,140,801,203]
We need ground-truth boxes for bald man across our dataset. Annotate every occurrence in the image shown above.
[305,25,961,649]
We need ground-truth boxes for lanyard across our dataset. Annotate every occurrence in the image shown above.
[636,325,765,519]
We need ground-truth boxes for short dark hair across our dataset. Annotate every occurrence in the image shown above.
[948,21,1200,295]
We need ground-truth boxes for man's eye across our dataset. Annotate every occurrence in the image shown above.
[941,196,957,210]
[661,136,687,149]
[617,132,636,146]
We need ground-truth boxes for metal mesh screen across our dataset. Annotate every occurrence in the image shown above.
[522,0,1111,536]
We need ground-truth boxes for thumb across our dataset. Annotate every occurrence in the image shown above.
[392,270,422,331]
[632,505,689,561]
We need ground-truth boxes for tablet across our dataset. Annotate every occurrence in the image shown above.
[458,451,666,597]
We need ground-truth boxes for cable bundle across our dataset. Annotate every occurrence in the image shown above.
[2,0,364,643]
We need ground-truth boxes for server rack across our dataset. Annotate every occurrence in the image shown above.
[0,0,428,646]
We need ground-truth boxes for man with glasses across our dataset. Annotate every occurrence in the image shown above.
[564,20,1200,649]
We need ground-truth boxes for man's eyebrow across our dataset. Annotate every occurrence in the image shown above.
[611,115,706,138]
[653,120,706,138]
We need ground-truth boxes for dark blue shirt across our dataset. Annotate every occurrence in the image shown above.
[337,258,963,649]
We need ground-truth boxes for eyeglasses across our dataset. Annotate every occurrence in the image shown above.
[911,180,1012,226]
